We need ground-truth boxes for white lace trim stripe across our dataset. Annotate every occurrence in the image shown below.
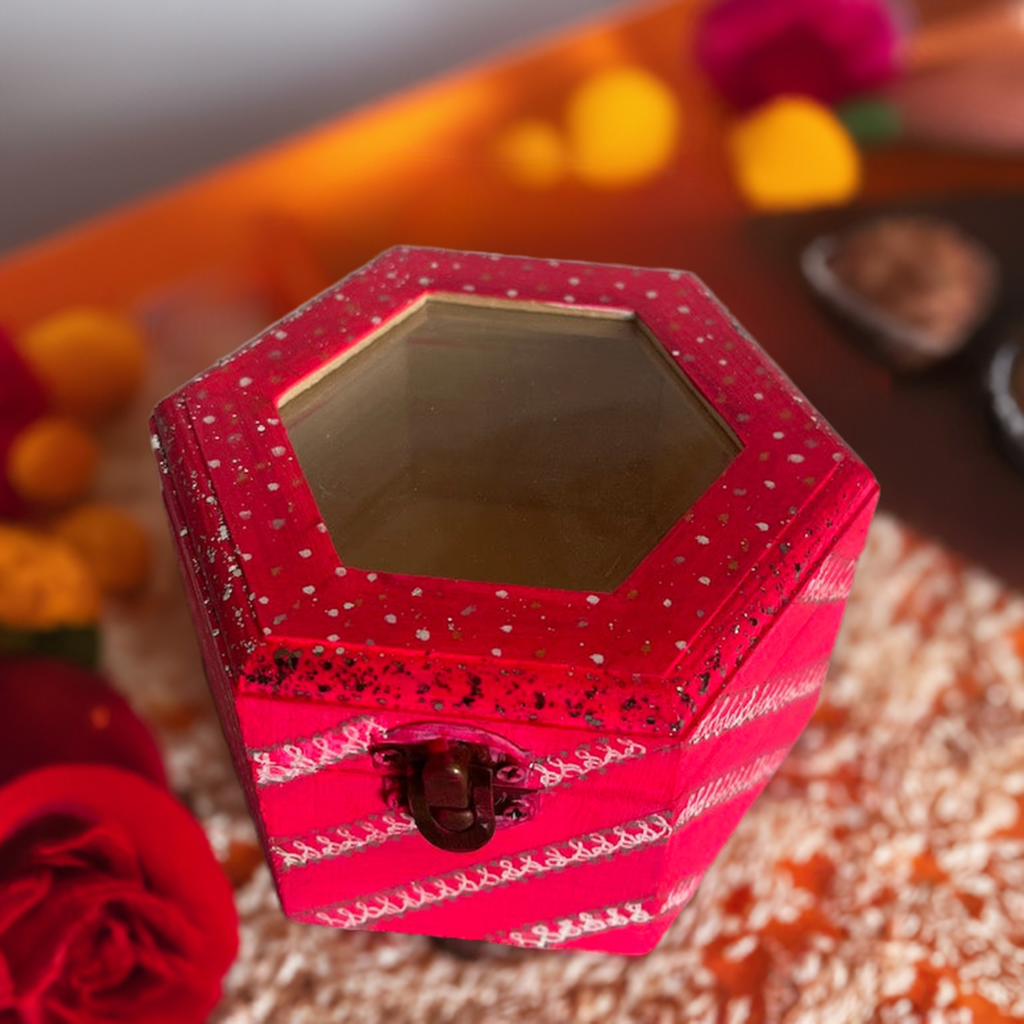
[248,714,388,786]
[270,811,418,869]
[688,659,827,744]
[799,552,857,604]
[494,873,703,949]
[306,745,787,929]
[269,735,652,870]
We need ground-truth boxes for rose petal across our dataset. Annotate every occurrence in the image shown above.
[65,913,137,992]
[0,766,237,1024]
[0,659,165,789]
[0,949,14,1007]
[0,872,50,933]
[57,895,209,1022]
[0,815,144,885]
[23,891,199,1024]
[4,875,152,997]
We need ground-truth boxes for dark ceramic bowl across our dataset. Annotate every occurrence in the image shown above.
[987,334,1024,476]
[802,215,999,373]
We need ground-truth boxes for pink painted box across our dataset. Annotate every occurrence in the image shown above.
[151,246,878,954]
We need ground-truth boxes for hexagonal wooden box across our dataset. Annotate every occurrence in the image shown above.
[151,246,877,954]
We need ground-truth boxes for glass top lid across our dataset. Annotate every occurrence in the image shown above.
[281,297,739,592]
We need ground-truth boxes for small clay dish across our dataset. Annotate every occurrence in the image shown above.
[987,334,1024,476]
[802,214,999,372]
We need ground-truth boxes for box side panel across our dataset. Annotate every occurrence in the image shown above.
[279,684,816,951]
[150,401,268,850]
[668,456,878,724]
[235,697,671,913]
[477,494,875,953]
[249,651,815,948]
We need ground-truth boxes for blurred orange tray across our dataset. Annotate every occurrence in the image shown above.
[4,0,1023,332]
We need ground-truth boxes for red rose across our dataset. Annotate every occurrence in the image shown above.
[0,327,48,519]
[694,0,905,111]
[0,660,237,1022]
[0,765,238,1024]
[0,658,166,790]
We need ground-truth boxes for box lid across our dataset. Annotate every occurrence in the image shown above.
[152,246,877,737]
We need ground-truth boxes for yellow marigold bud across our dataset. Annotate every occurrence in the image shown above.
[727,95,862,211]
[566,66,682,188]
[6,416,98,508]
[0,524,101,630]
[17,308,147,424]
[51,503,151,597]
[494,119,567,190]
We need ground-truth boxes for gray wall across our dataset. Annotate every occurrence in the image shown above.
[0,0,624,254]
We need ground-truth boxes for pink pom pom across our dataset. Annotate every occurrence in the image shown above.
[695,0,905,111]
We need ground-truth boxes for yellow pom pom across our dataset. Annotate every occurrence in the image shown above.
[6,416,99,507]
[727,96,862,212]
[565,66,682,188]
[0,523,101,630]
[17,308,147,423]
[51,503,151,597]
[494,119,567,189]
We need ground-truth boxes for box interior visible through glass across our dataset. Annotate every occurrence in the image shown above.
[281,297,739,591]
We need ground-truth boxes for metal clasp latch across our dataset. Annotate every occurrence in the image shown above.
[410,739,494,852]
[371,728,534,853]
